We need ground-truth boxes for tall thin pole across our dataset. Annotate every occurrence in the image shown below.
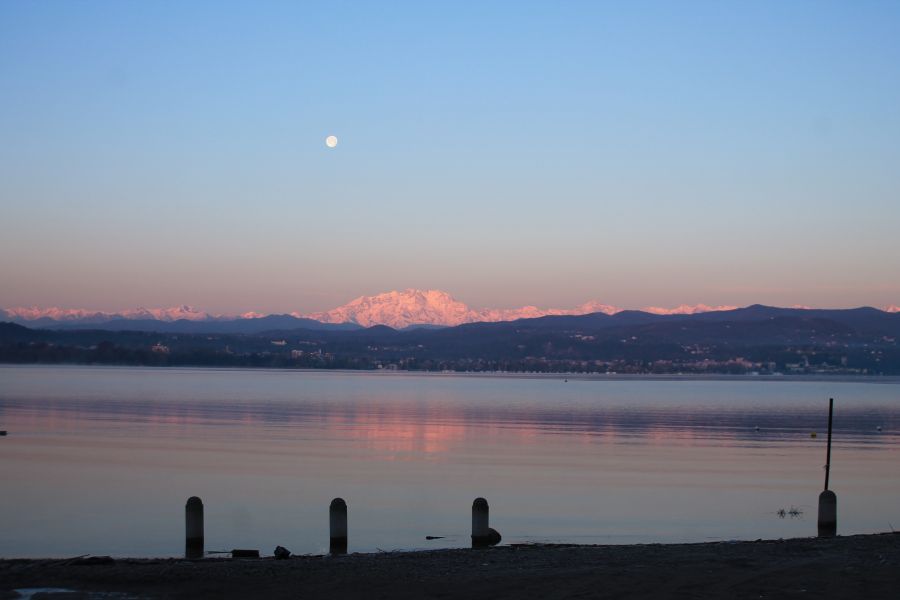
[824,397,834,491]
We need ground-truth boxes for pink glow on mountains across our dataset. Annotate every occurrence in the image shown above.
[306,290,621,328]
[2,305,213,322]
[308,290,475,328]
[642,304,739,315]
[4,290,900,328]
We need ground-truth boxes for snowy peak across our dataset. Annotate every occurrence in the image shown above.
[305,294,900,326]
[476,300,619,323]
[1,307,110,322]
[307,289,623,328]
[6,293,897,329]
[307,289,476,328]
[642,304,739,315]
[2,305,213,323]
[120,305,211,321]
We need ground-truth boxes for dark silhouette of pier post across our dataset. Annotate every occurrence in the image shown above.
[471,497,501,548]
[817,398,837,537]
[330,498,348,554]
[185,496,204,559]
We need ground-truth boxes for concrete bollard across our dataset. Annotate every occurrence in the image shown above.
[818,490,837,537]
[330,498,348,554]
[185,496,204,559]
[471,497,501,548]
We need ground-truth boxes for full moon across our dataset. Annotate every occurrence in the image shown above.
[325,135,338,148]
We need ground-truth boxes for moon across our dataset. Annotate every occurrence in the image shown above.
[325,135,338,148]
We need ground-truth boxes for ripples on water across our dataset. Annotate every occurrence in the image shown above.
[0,366,898,557]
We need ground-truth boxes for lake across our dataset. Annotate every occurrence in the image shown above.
[1,365,898,558]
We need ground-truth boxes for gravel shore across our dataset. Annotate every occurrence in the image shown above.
[2,533,899,599]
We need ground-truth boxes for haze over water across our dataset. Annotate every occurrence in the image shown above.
[1,366,898,558]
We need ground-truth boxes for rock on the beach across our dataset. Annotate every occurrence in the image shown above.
[71,556,115,566]
[473,528,502,548]
[487,528,502,546]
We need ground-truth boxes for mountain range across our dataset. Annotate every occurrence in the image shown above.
[3,303,900,374]
[2,288,899,332]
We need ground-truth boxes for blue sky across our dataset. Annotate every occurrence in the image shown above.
[2,1,899,312]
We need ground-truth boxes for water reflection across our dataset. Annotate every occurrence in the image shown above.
[0,366,898,558]
[2,392,894,450]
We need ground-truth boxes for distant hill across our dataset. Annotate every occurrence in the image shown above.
[3,303,898,374]
[1,289,741,331]
[0,322,47,343]
[472,305,900,336]
[45,315,362,334]
[4,294,899,338]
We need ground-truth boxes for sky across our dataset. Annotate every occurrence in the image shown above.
[1,1,899,314]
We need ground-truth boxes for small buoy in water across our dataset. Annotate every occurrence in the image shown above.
[811,432,817,438]
[876,425,882,432]
[755,426,760,432]
[564,379,568,383]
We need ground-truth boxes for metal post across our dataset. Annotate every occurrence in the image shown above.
[818,398,837,537]
[824,397,834,491]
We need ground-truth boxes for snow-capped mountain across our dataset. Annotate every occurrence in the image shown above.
[5,291,898,329]
[306,289,625,328]
[1,307,113,323]
[307,289,642,328]
[0,291,623,329]
[642,303,739,315]
[477,300,621,323]
[306,290,476,328]
[120,305,213,321]
[2,305,214,323]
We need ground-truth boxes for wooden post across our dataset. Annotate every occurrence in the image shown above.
[330,498,348,554]
[818,398,837,537]
[185,496,204,559]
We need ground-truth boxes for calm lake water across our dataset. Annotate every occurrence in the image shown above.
[1,365,898,558]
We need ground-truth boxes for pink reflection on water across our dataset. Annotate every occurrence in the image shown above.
[1,367,899,559]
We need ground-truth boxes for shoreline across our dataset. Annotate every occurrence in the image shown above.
[4,363,900,384]
[2,532,898,599]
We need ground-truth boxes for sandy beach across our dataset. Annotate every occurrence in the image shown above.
[2,533,898,599]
